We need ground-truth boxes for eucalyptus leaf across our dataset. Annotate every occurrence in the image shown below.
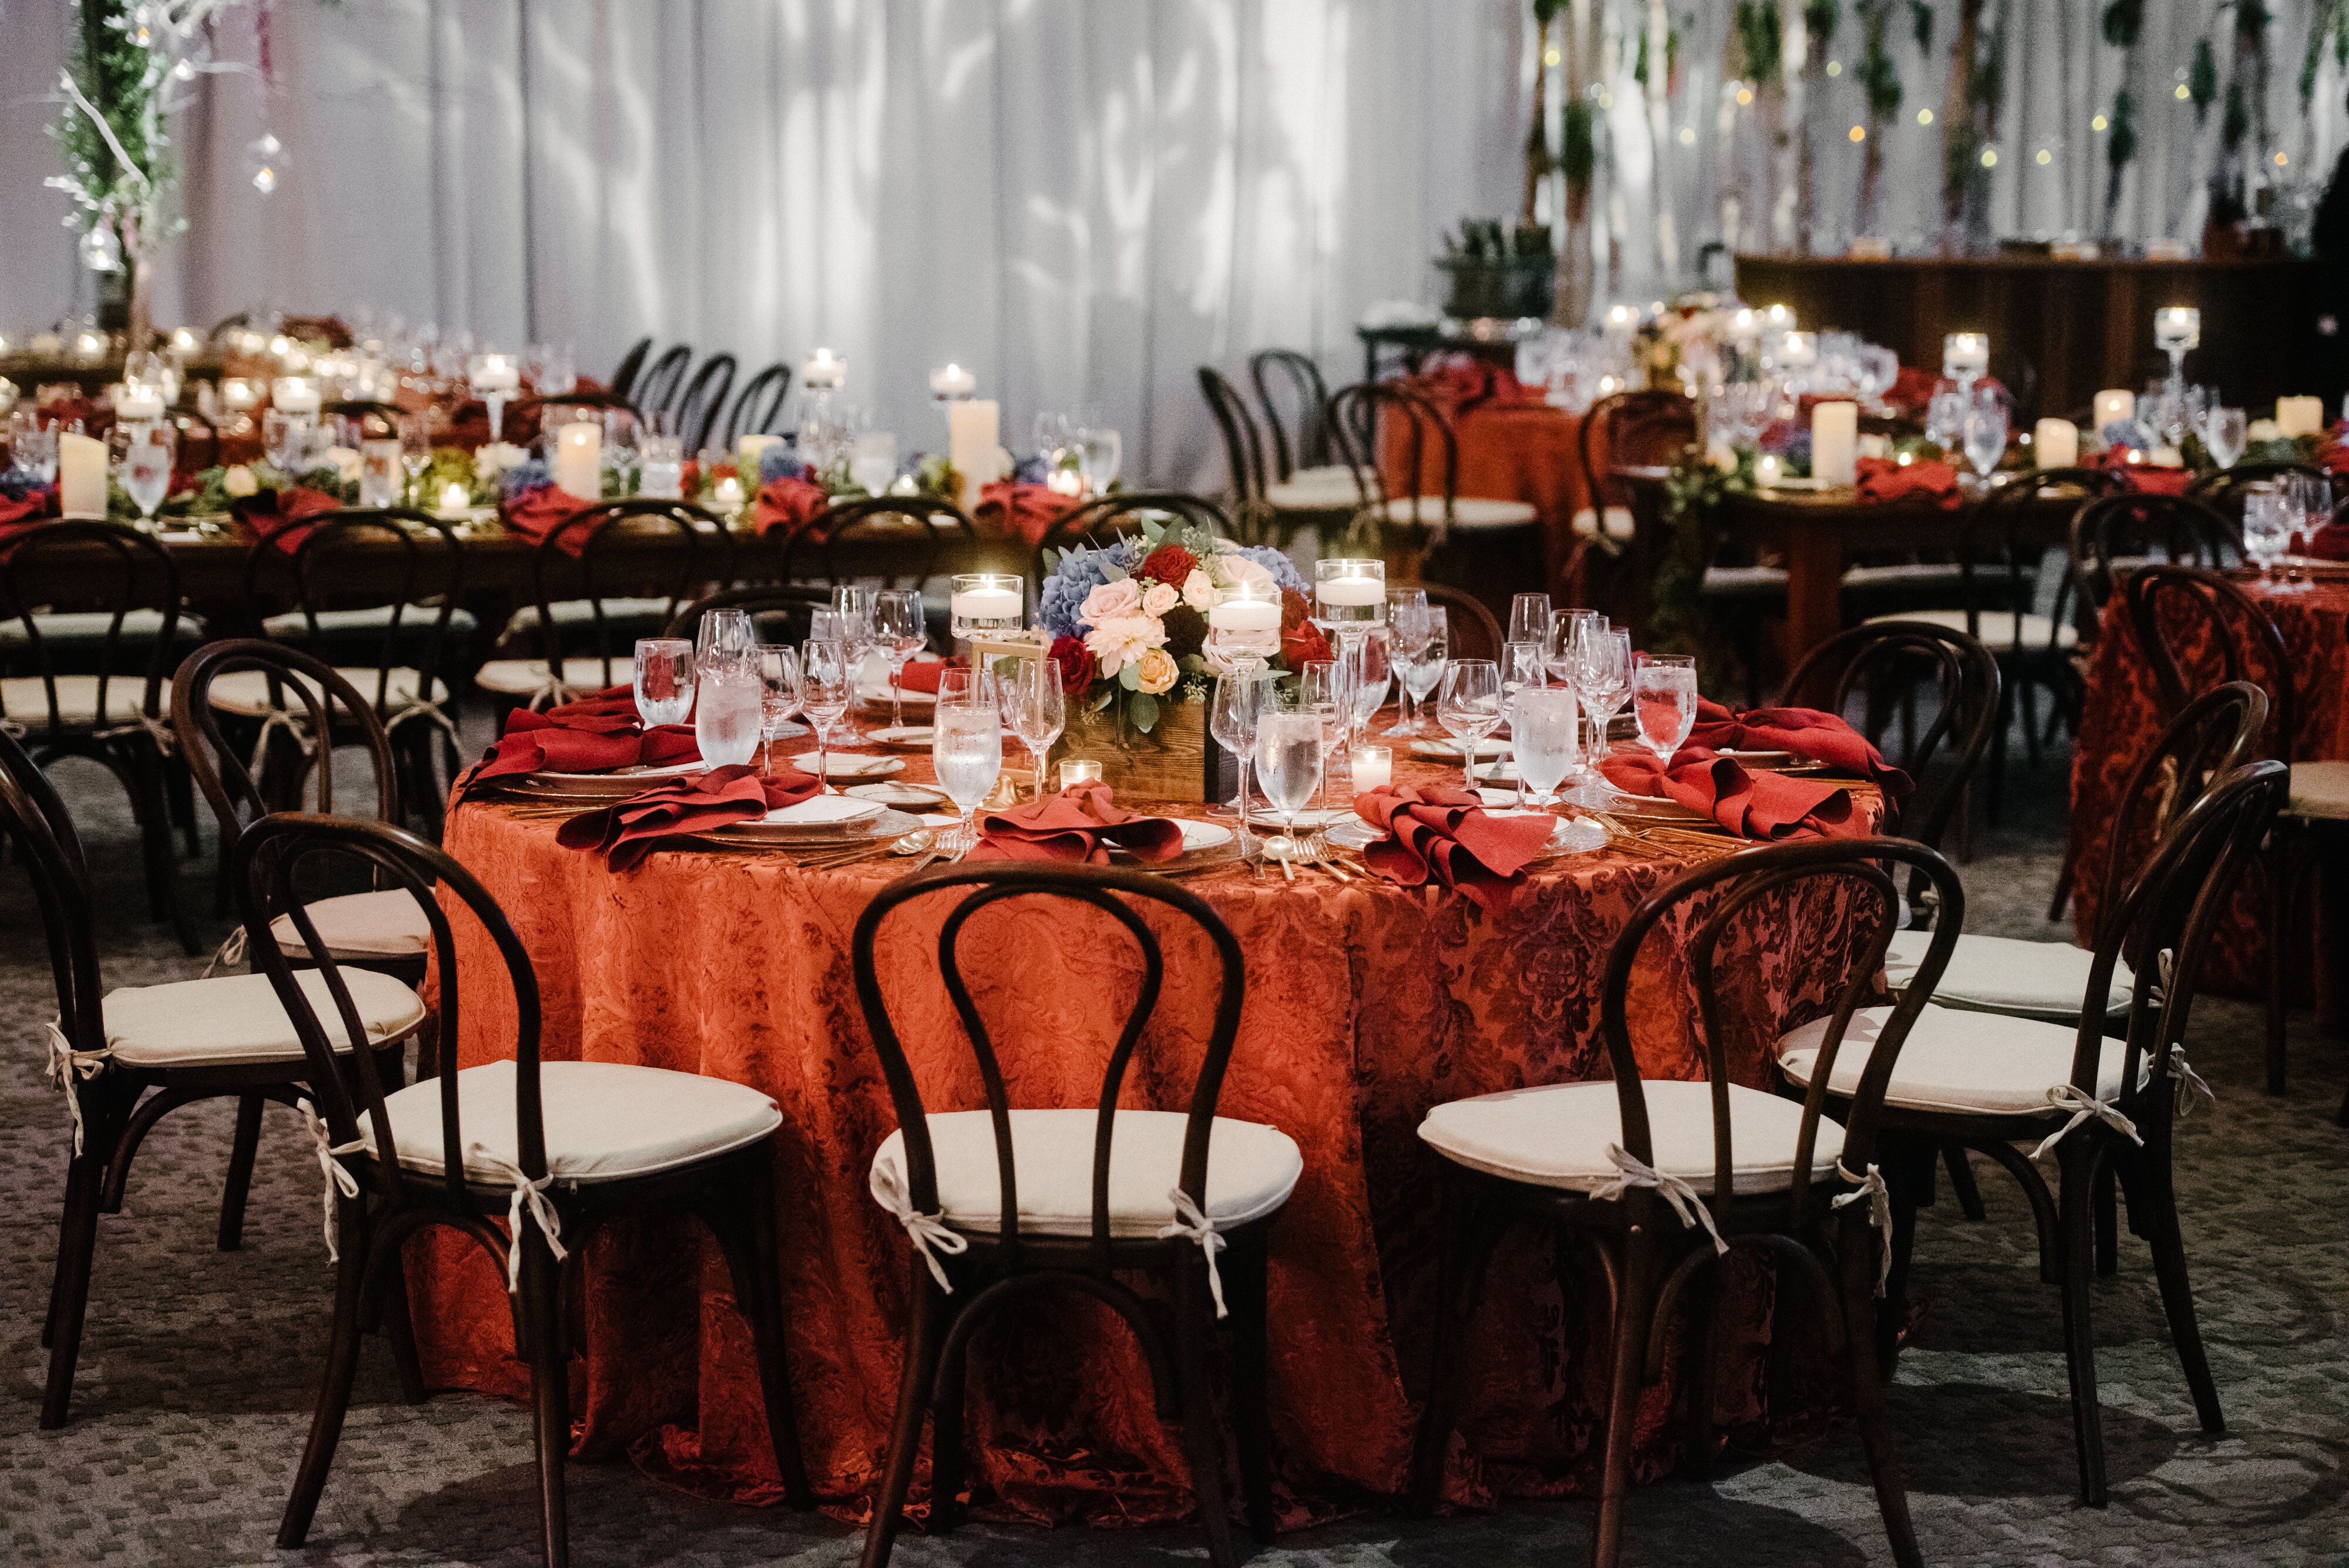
[1129,692,1159,733]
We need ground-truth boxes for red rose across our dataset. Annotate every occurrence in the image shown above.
[1048,634,1096,692]
[1138,544,1198,587]
[1280,588,1331,668]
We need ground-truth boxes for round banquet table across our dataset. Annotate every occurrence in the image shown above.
[2069,570,2349,1008]
[1375,374,1591,604]
[406,737,1884,1530]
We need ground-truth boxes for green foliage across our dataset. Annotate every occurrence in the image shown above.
[1531,0,1566,24]
[2109,87,2136,170]
[1127,691,1159,734]
[1560,97,1597,190]
[1805,0,1842,43]
[1910,0,1933,54]
[2190,38,2218,118]
[1631,20,1681,92]
[52,0,164,239]
[2221,80,2247,150]
[1858,1,1903,118]
[2101,0,2143,50]
[1733,2,1784,85]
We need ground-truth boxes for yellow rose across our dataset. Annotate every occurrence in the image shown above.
[221,465,259,498]
[1135,647,1179,695]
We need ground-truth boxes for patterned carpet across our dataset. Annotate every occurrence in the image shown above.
[4,741,2346,1567]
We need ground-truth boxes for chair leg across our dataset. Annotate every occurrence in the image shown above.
[130,743,198,954]
[41,1148,106,1429]
[519,1231,573,1568]
[1408,1174,1509,1517]
[217,1093,265,1251]
[2093,1163,2120,1278]
[2055,1140,2109,1507]
[928,1308,970,1535]
[2266,833,2292,1095]
[1879,1142,1933,1377]
[2133,1137,2225,1435]
[1840,1211,1924,1568]
[276,1198,372,1546]
[1678,1256,1721,1481]
[2046,836,2078,924]
[742,1164,814,1508]
[857,1267,947,1568]
[1171,1251,1241,1568]
[1224,1227,1277,1543]
[378,1240,432,1406]
[1591,1222,1660,1568]
[1941,1142,1987,1222]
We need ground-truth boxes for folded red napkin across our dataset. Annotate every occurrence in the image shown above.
[500,484,597,552]
[1855,456,1961,508]
[465,687,698,785]
[896,656,948,695]
[555,765,821,872]
[968,780,1184,864]
[977,480,1082,548]
[1600,748,1864,840]
[1354,784,1556,911]
[234,485,342,551]
[0,484,57,539]
[1688,698,1913,802]
[755,476,832,539]
[2118,463,2192,496]
[2300,523,2349,561]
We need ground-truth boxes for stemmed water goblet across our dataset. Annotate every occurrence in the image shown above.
[933,669,1003,856]
[2242,483,2291,578]
[1391,608,1449,738]
[831,586,876,738]
[1499,640,1546,802]
[1566,625,1631,803]
[799,638,854,792]
[1437,660,1503,794]
[1632,655,1700,764]
[2201,406,2247,471]
[872,589,926,733]
[1003,657,1066,801]
[752,644,803,770]
[398,412,433,503]
[120,423,175,531]
[633,638,694,729]
[1301,660,1347,814]
[1961,385,2009,487]
[1210,667,1270,855]
[1253,710,1324,874]
[1512,688,1581,809]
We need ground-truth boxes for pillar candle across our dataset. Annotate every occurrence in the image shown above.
[2091,389,2135,436]
[59,432,108,516]
[555,420,601,498]
[948,399,999,511]
[1810,400,1859,486]
[737,432,780,479]
[2034,418,2079,468]
[2275,396,2325,438]
[113,385,165,423]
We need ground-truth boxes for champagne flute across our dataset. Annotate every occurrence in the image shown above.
[1437,660,1503,794]
[1210,668,1268,855]
[753,643,802,770]
[832,585,876,738]
[1301,659,1346,814]
[799,638,853,792]
[872,588,926,732]
[933,675,1003,856]
[1254,711,1324,870]
[1005,657,1066,800]
[634,638,694,728]
[1632,654,1700,763]
[1961,388,2008,484]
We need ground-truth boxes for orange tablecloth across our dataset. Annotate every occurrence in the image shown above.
[410,742,1881,1530]
[2069,575,2349,992]
[1376,373,1591,602]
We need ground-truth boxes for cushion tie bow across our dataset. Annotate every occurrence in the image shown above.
[1156,1187,1231,1319]
[301,1103,366,1261]
[43,1020,112,1155]
[868,1159,969,1292]
[2030,1084,2143,1162]
[1832,1160,1894,1294]
[1591,1142,1728,1256]
[464,1143,570,1293]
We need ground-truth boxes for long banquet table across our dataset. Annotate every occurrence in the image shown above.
[402,731,1889,1529]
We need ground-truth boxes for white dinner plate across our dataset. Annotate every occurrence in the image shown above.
[788,752,906,780]
[1108,819,1233,856]
[1410,737,1510,760]
[523,760,702,796]
[860,672,938,709]
[869,725,934,748]
[764,796,883,828]
[846,779,950,807]
[1328,811,1604,857]
[1601,788,1711,824]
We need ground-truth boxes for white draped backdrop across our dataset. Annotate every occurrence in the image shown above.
[4,1,2344,487]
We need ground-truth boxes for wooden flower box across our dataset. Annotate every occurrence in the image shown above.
[1061,698,1236,805]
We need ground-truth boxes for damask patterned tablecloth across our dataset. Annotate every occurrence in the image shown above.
[408,748,1882,1530]
[2068,575,2349,994]
[1376,373,1592,601]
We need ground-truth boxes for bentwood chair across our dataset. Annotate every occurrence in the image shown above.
[1199,365,1350,544]
[674,353,738,453]
[1420,583,1504,663]
[247,815,810,1568]
[1783,761,2286,1506]
[0,519,198,950]
[4,728,426,1429]
[796,495,973,590]
[663,584,834,648]
[631,344,694,420]
[723,362,794,447]
[1033,491,1231,585]
[852,863,1299,1568]
[476,500,732,710]
[1325,378,1542,553]
[1248,348,1338,482]
[2121,567,2331,1096]
[607,337,652,403]
[1412,838,1958,1568]
[1572,391,1718,639]
[2065,492,2242,641]
[2188,460,2328,520]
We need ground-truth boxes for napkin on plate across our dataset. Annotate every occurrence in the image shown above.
[1354,783,1556,910]
[894,656,949,695]
[499,484,598,551]
[1687,698,1913,802]
[1855,456,1961,509]
[0,480,56,539]
[755,476,832,539]
[555,765,822,872]
[466,689,698,783]
[967,780,1184,864]
[1600,748,1864,840]
[234,485,343,551]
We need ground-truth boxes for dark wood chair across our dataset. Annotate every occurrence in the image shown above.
[795,495,974,590]
[631,344,694,421]
[607,337,652,403]
[1573,390,1715,642]
[723,362,793,447]
[3,727,426,1429]
[1248,347,1335,480]
[2187,460,2328,520]
[0,520,196,949]
[2067,492,2242,638]
[850,862,1293,1568]
[663,583,833,647]
[1790,759,2286,1506]
[674,352,738,453]
[1413,837,1955,1568]
[1199,365,1271,516]
[1420,582,1504,663]
[1032,491,1231,584]
[321,400,405,442]
[247,815,810,1568]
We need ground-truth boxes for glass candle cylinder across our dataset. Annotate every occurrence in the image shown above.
[949,573,1025,641]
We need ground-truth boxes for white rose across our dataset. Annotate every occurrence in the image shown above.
[323,445,363,483]
[1216,553,1274,589]
[473,442,527,480]
[2247,419,2282,443]
[1707,439,1738,474]
[1142,581,1180,618]
[1080,577,1143,625]
[1180,568,1216,611]
[221,465,258,499]
[1082,613,1167,677]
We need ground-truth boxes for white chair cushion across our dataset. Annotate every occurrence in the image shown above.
[362,1059,783,1185]
[272,888,434,960]
[1570,505,1637,541]
[2287,760,2349,820]
[1778,1003,2120,1118]
[1883,930,2131,1020]
[0,608,196,648]
[204,665,449,717]
[473,655,631,698]
[1418,1079,1844,1195]
[498,596,671,634]
[99,968,425,1068]
[1869,607,2078,651]
[1842,562,1970,590]
[869,1108,1301,1237]
[1373,495,1540,530]
[1,674,163,727]
[1702,564,1791,596]
[260,605,480,640]
[1264,470,1362,510]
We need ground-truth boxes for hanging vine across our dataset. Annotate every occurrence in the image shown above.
[2101,0,2144,232]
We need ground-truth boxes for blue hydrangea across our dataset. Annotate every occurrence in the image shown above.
[1,466,47,501]
[1039,538,1146,641]
[501,459,553,499]
[1224,543,1309,596]
[1012,452,1050,486]
[758,445,809,485]
[2099,419,2148,453]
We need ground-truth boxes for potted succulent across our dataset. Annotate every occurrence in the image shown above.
[1435,219,1557,322]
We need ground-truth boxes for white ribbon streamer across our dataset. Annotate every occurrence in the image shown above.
[301,1103,366,1262]
[2030,1084,2145,1162]
[43,1020,111,1156]
[1832,1160,1894,1294]
[2168,1048,2215,1119]
[384,695,462,748]
[245,704,318,785]
[1590,1142,1728,1256]
[1156,1187,1231,1320]
[200,924,248,980]
[463,1142,570,1293]
[526,670,578,711]
[867,1159,968,1292]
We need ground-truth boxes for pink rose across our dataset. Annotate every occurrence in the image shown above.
[1079,577,1142,625]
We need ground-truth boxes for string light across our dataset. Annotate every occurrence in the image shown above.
[2035,149,2052,165]
[1849,125,1866,143]
[2092,114,2109,131]
[1981,147,1998,167]
[1826,60,1842,77]
[1918,109,1934,126]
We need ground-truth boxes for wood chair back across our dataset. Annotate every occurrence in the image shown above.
[0,520,181,734]
[1250,348,1333,479]
[675,354,738,453]
[663,584,833,647]
[1954,467,2120,651]
[1421,583,1504,663]
[1197,366,1269,507]
[2120,566,2295,763]
[608,337,652,403]
[238,509,465,718]
[1327,378,1455,527]
[0,725,104,1058]
[2068,492,2240,632]
[536,500,734,690]
[632,344,694,418]
[172,637,402,846]
[2186,461,2328,521]
[802,495,973,588]
[1577,390,1696,511]
[1035,492,1231,584]
[2089,680,2269,948]
[724,363,793,447]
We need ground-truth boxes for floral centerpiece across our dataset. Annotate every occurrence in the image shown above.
[1039,517,1319,735]
[1631,294,1738,393]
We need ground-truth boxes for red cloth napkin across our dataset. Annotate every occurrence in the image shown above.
[1600,748,1865,840]
[554,765,821,872]
[977,480,1081,547]
[2300,523,2349,561]
[2118,463,2192,496]
[0,484,58,540]
[1687,698,1913,802]
[967,781,1184,865]
[896,656,948,695]
[234,486,343,551]
[1855,456,1961,508]
[1354,784,1556,911]
[464,686,699,785]
[500,484,598,552]
[755,477,832,539]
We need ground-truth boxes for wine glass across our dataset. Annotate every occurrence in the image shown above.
[9,414,58,483]
[933,678,1004,856]
[1392,608,1449,738]
[263,408,312,473]
[1961,387,2009,483]
[1500,640,1546,803]
[2202,406,2247,471]
[1004,657,1067,800]
[695,664,763,769]
[2242,483,2291,578]
[1924,385,1966,453]
[1075,425,1122,493]
[398,412,433,503]
[1512,687,1581,808]
[1569,624,1631,795]
[1301,659,1346,813]
[632,638,694,729]
[872,589,926,732]
[799,638,854,792]
[695,607,755,676]
[1632,655,1700,763]
[850,432,898,496]
[1507,593,1553,650]
[1386,594,1435,736]
[1210,668,1269,854]
[1437,660,1503,793]
[120,423,175,530]
[832,585,876,737]
[1254,711,1324,869]
[753,643,803,769]
[1032,411,1074,469]
[1351,629,1394,738]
